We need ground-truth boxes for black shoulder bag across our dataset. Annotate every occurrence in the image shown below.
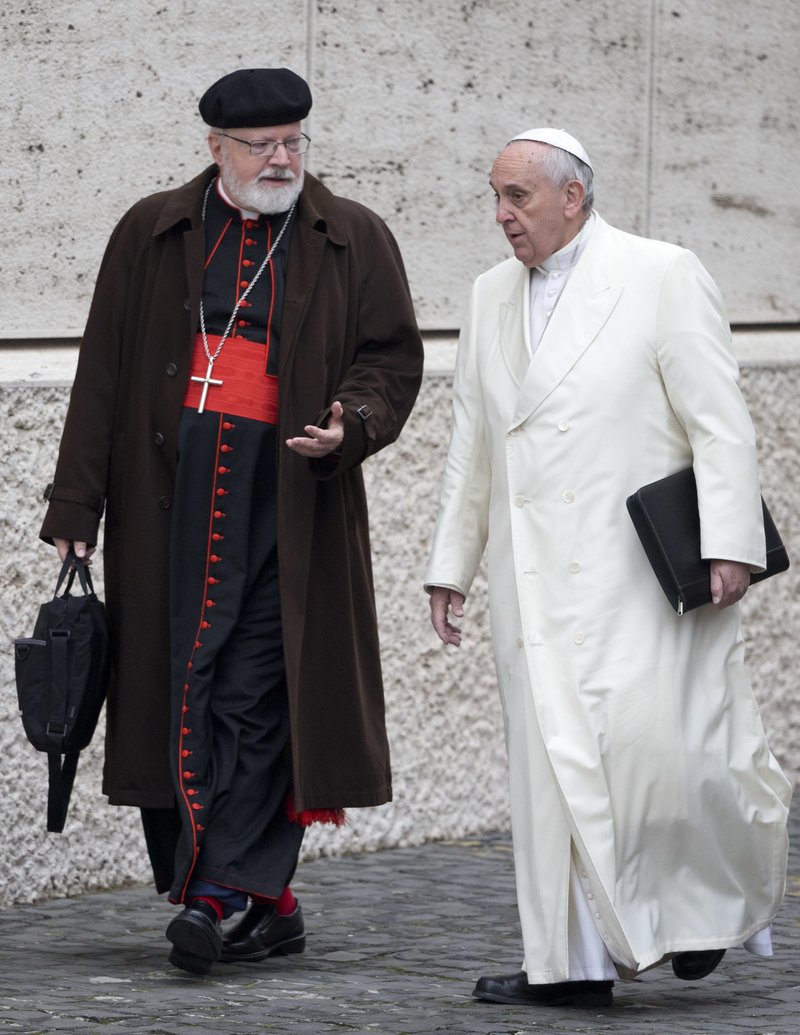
[14,552,111,832]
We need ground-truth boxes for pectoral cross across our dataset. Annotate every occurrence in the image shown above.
[191,360,223,413]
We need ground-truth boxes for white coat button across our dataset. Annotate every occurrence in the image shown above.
[586,892,595,900]
[558,420,570,432]
[514,495,526,507]
[552,271,562,279]
[574,632,585,645]
[569,562,581,574]
[594,912,601,919]
[516,636,524,648]
[562,490,575,503]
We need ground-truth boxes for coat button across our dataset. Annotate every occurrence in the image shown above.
[166,362,178,376]
[154,432,165,446]
[558,420,570,432]
[573,631,585,644]
[159,496,171,509]
[562,490,575,503]
[568,561,581,574]
[183,298,190,310]
[516,636,524,648]
[513,495,526,507]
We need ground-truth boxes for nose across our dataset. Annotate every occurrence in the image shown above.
[268,143,292,167]
[496,201,513,225]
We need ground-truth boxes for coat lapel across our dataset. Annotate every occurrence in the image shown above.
[280,174,346,371]
[510,218,623,429]
[497,267,532,390]
[281,222,328,368]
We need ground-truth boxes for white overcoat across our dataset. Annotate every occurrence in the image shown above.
[426,216,791,982]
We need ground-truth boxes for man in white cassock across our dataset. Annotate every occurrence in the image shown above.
[425,128,791,1009]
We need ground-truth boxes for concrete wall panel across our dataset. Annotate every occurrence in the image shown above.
[648,1,800,320]
[1,0,309,336]
[310,0,652,326]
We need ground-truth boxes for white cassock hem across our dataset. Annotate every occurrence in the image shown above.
[557,855,773,981]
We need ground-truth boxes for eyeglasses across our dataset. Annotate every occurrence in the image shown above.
[216,131,311,157]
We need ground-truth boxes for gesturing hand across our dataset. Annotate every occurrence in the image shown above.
[286,400,345,458]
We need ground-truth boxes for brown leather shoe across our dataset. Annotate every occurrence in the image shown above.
[473,971,613,1007]
[672,949,726,980]
[221,901,305,962]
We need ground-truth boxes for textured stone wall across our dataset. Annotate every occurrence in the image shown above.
[2,358,798,906]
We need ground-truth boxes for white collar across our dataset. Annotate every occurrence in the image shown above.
[215,176,261,222]
[536,211,596,274]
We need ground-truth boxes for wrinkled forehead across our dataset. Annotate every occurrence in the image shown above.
[490,141,552,188]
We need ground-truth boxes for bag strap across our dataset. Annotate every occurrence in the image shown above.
[46,624,71,750]
[46,751,80,833]
[53,550,95,599]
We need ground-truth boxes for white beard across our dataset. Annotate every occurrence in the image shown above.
[220,163,304,215]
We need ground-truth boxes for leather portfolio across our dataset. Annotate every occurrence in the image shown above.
[626,466,789,615]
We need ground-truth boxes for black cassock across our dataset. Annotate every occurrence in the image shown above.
[141,182,304,907]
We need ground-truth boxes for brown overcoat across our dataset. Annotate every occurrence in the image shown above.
[40,167,423,811]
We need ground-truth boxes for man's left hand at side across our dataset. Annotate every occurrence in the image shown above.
[710,559,751,608]
[286,399,345,458]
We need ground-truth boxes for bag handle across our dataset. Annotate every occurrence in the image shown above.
[53,549,96,599]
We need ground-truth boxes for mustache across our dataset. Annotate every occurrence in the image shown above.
[258,169,296,182]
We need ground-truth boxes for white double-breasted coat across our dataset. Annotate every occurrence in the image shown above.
[426,216,791,981]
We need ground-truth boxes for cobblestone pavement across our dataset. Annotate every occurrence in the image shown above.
[0,804,798,1035]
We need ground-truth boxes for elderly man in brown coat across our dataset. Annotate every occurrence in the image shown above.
[40,67,423,975]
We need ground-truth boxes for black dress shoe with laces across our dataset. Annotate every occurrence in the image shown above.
[165,900,223,975]
[221,901,305,962]
[672,948,726,980]
[473,971,613,1007]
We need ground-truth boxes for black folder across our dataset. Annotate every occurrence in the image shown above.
[626,467,789,615]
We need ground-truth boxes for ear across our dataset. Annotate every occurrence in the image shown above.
[207,132,223,165]
[563,179,586,217]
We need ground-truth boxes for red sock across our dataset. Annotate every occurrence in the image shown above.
[275,886,296,916]
[193,895,224,921]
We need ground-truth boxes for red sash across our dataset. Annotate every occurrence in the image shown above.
[183,333,279,424]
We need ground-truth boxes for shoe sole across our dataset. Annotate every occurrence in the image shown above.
[221,933,306,963]
[473,989,613,1008]
[166,915,222,974]
[168,945,214,976]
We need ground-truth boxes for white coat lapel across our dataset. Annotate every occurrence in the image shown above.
[496,266,531,390]
[510,218,623,429]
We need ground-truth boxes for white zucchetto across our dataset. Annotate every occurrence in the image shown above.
[509,128,593,171]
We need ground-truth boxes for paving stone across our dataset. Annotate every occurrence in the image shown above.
[0,802,798,1034]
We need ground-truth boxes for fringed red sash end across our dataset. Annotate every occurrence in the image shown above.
[285,793,346,828]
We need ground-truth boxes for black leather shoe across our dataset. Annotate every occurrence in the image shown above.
[473,971,613,1007]
[672,949,726,980]
[221,900,305,962]
[166,900,223,975]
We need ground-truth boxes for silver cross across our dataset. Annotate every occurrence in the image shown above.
[191,360,223,414]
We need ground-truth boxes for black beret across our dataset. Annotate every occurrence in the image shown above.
[199,68,312,128]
